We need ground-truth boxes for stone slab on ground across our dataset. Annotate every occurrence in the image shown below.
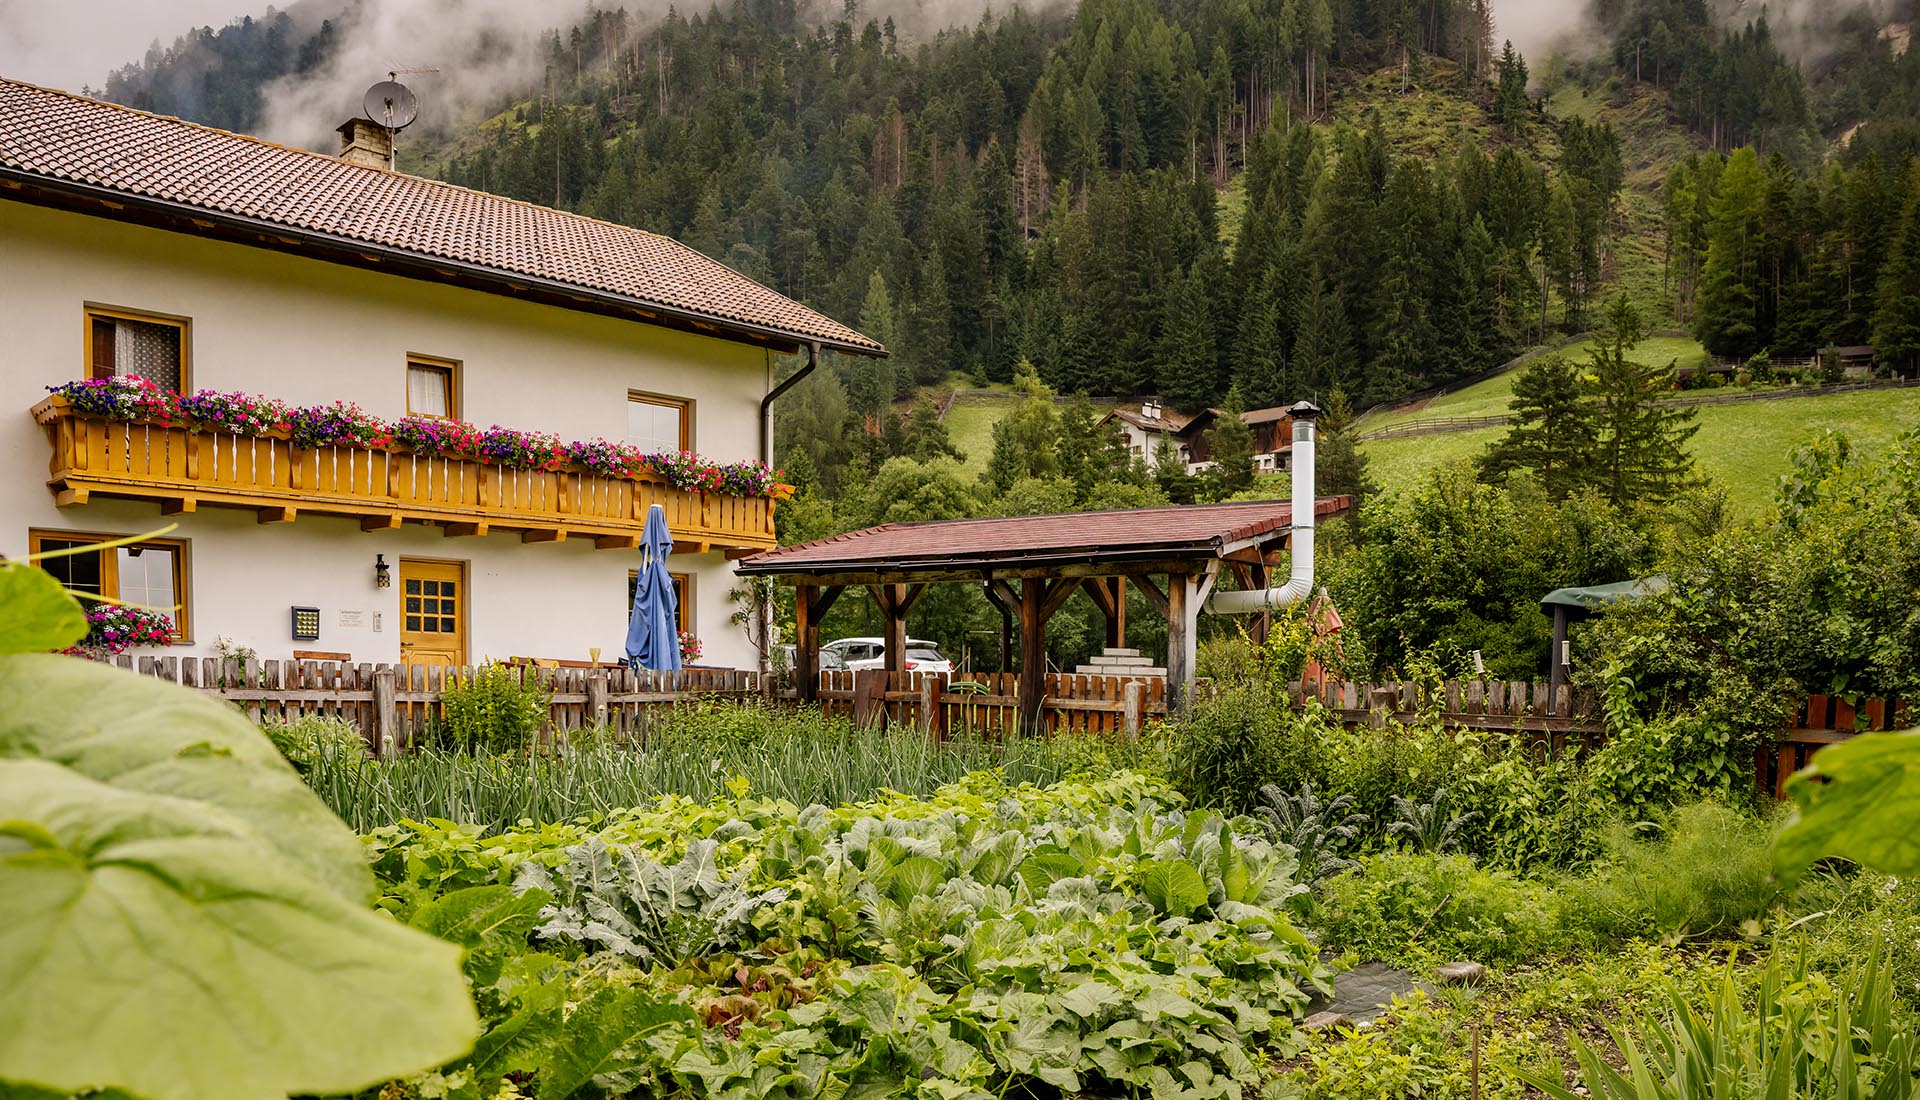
[1434,960,1486,986]
[1304,961,1428,1026]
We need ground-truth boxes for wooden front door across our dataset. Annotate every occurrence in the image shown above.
[400,558,467,667]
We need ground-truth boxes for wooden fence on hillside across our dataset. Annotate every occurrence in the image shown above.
[103,655,759,755]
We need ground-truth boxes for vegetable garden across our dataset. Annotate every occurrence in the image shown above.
[8,524,1920,1100]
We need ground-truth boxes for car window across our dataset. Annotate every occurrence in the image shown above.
[906,648,943,661]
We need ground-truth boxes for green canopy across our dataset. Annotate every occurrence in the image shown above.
[1540,574,1669,617]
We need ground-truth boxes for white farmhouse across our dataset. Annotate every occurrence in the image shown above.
[0,78,882,669]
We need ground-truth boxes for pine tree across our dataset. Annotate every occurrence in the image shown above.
[1158,263,1220,411]
[1235,269,1289,408]
[1202,386,1258,501]
[1495,41,1529,132]
[912,244,955,384]
[1586,296,1699,505]
[1292,270,1354,394]
[1694,147,1767,358]
[1312,389,1378,508]
[1153,436,1199,505]
[845,272,899,416]
[1871,190,1920,376]
[902,398,962,462]
[1477,353,1597,499]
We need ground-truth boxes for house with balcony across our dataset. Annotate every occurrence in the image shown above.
[0,77,882,668]
[1103,401,1301,474]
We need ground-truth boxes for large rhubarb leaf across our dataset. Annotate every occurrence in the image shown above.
[0,563,86,653]
[1775,729,1920,883]
[0,760,477,1100]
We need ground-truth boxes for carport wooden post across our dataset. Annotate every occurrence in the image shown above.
[1017,579,1047,732]
[793,583,845,703]
[794,583,818,701]
[1164,564,1221,716]
[870,583,928,675]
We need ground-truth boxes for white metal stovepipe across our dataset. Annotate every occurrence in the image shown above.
[1206,400,1320,614]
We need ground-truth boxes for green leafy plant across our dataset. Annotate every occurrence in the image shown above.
[1387,787,1479,853]
[1571,802,1780,943]
[514,837,789,966]
[1777,729,1920,883]
[436,660,551,753]
[0,559,477,1100]
[1513,937,1916,1099]
[1254,782,1370,883]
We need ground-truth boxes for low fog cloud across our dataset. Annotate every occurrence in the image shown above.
[0,0,254,91]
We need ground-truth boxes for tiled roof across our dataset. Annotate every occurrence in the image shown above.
[0,77,882,355]
[1101,408,1194,433]
[736,497,1352,575]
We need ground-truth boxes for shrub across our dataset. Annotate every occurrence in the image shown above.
[434,661,550,753]
[1568,802,1780,943]
[262,714,367,772]
[1312,851,1582,966]
[1167,682,1330,814]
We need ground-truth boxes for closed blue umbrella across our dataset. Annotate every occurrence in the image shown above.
[624,504,682,672]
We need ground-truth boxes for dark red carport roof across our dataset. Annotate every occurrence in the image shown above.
[737,497,1352,578]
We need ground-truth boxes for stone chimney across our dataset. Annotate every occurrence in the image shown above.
[336,118,394,170]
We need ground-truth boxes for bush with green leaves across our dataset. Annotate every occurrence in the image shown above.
[1253,782,1369,884]
[1569,802,1781,943]
[1166,681,1333,814]
[0,557,476,1100]
[434,660,552,753]
[1310,850,1583,967]
[262,713,367,772]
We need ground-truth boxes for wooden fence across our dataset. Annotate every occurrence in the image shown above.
[1301,678,1911,797]
[105,655,759,755]
[808,669,1169,738]
[97,658,1911,793]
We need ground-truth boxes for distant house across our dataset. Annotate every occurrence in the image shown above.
[1099,400,1196,469]
[1821,345,1877,378]
[1177,403,1303,473]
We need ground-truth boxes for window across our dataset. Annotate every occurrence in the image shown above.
[406,357,459,419]
[626,570,692,635]
[86,306,188,392]
[30,530,191,640]
[626,392,690,455]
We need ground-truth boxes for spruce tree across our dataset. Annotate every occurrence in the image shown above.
[1694,147,1767,358]
[1586,297,1699,505]
[846,272,899,416]
[1293,270,1354,393]
[1871,191,1920,376]
[1158,264,1220,412]
[1495,41,1529,132]
[912,244,955,384]
[903,398,962,463]
[1153,437,1199,505]
[1477,353,1597,499]
[1313,389,1378,509]
[1202,386,1258,502]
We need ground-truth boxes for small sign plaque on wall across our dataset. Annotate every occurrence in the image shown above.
[338,610,365,629]
[291,606,321,641]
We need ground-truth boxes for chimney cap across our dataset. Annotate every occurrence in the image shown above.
[1286,400,1322,421]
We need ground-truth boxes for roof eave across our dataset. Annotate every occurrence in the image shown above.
[0,167,889,359]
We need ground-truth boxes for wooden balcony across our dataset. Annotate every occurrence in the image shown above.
[31,396,783,552]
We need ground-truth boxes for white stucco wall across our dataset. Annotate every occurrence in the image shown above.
[0,200,778,668]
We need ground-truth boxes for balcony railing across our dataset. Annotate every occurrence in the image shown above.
[32,396,783,551]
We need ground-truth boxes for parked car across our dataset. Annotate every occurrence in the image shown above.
[775,644,847,671]
[826,636,953,674]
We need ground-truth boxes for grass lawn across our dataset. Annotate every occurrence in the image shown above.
[943,393,1010,475]
[1363,335,1712,431]
[1360,383,1920,515]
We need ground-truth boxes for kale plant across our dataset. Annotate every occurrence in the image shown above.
[513,836,787,966]
[1253,782,1370,883]
[1387,788,1479,854]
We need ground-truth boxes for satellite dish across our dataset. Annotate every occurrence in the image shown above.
[363,80,418,130]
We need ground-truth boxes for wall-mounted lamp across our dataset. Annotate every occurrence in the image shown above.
[375,554,392,589]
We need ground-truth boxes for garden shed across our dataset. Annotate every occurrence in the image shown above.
[735,497,1352,729]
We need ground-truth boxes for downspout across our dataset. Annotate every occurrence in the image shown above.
[753,342,819,681]
[760,341,820,465]
[1206,401,1321,614]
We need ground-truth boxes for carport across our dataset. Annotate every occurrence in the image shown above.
[734,496,1352,729]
